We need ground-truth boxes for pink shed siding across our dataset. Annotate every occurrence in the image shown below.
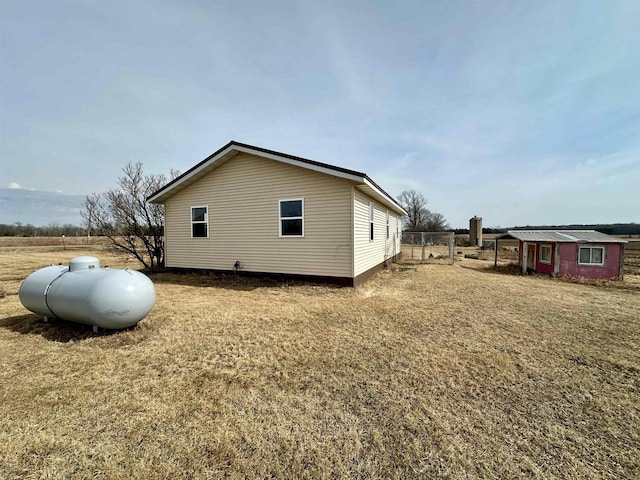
[534,243,555,275]
[517,240,556,274]
[518,240,623,279]
[558,243,622,279]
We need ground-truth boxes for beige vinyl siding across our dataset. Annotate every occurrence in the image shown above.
[353,189,400,276]
[395,213,402,255]
[389,212,401,258]
[164,153,353,277]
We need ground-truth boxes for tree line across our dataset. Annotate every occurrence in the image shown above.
[0,222,86,237]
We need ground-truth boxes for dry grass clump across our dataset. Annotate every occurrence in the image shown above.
[1,249,639,479]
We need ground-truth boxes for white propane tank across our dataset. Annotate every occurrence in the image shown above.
[19,256,156,330]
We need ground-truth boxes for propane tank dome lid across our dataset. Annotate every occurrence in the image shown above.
[69,256,100,272]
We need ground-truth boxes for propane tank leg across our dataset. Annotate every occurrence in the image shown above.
[43,316,49,323]
[92,325,102,333]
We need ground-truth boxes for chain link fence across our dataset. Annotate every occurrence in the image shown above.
[401,232,454,264]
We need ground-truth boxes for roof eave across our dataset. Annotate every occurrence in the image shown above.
[504,230,628,243]
[361,178,407,215]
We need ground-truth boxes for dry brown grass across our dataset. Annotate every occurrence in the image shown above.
[1,249,639,479]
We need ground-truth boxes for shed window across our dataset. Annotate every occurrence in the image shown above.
[578,246,604,266]
[540,244,552,264]
[191,206,208,238]
[369,203,374,241]
[279,199,304,237]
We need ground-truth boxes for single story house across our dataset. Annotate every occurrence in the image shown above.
[148,141,407,286]
[495,230,627,279]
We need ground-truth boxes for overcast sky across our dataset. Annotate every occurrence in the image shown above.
[1,0,638,228]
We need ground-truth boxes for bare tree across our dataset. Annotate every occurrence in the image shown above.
[81,162,178,270]
[425,211,449,232]
[397,190,429,231]
[397,189,449,232]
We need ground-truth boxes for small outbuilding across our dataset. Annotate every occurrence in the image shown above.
[495,230,627,279]
[148,141,407,286]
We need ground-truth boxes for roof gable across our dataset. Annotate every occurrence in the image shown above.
[147,141,407,215]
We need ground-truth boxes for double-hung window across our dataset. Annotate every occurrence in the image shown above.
[279,199,304,237]
[191,206,208,238]
[369,203,374,241]
[578,245,605,266]
[386,211,390,239]
[540,244,552,264]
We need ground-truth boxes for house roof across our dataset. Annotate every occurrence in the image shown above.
[498,230,627,243]
[147,141,407,215]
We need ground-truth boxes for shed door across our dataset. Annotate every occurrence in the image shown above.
[527,244,536,271]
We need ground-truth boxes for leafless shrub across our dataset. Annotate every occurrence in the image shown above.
[82,162,179,270]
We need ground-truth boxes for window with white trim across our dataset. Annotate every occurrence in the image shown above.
[191,206,208,238]
[279,199,304,237]
[578,245,605,266]
[540,244,552,264]
[369,203,374,241]
[386,211,390,239]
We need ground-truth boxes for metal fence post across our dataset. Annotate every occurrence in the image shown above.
[449,232,454,264]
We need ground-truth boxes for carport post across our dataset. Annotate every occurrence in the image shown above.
[494,238,498,268]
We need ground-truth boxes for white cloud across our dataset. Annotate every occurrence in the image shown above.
[8,182,21,189]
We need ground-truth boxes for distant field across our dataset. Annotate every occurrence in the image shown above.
[1,246,639,478]
[0,236,108,248]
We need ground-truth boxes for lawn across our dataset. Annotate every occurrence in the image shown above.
[0,246,638,479]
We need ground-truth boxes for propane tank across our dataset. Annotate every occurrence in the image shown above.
[19,256,156,330]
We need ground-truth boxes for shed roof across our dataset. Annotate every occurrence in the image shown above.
[499,230,627,243]
[147,141,407,215]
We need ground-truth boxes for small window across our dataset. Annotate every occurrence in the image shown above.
[191,206,208,238]
[540,244,552,264]
[578,246,605,266]
[369,203,374,241]
[279,199,304,237]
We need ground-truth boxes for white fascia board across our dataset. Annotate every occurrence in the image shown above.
[363,178,407,216]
